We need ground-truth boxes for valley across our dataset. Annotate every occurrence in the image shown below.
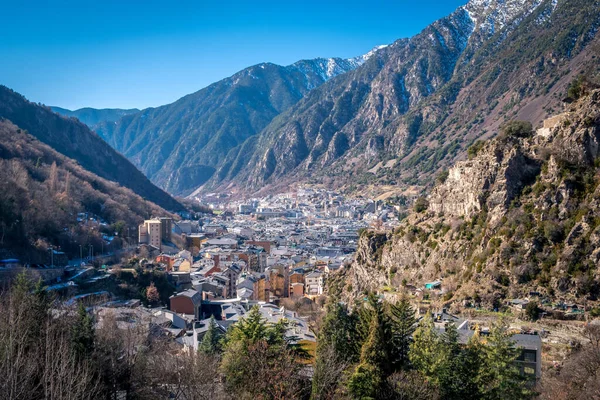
[1,0,600,398]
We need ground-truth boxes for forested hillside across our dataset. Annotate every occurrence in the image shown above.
[0,119,170,262]
[50,106,139,128]
[94,55,374,194]
[0,86,182,211]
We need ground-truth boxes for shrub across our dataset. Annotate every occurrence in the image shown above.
[544,221,564,244]
[436,169,449,184]
[414,197,429,213]
[499,120,533,139]
[525,301,541,321]
[467,140,485,159]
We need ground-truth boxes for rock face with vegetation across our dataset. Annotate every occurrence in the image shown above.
[345,89,600,308]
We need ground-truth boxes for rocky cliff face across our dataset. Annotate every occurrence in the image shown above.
[344,89,600,309]
[429,137,540,225]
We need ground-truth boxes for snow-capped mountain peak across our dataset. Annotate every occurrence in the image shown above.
[348,44,389,66]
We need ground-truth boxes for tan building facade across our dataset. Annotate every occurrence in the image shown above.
[139,219,162,250]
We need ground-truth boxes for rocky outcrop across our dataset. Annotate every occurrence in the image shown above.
[429,140,540,224]
[346,90,600,308]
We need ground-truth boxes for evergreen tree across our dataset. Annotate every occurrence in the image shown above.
[388,297,416,370]
[220,306,305,398]
[356,293,395,373]
[409,313,445,381]
[71,302,95,359]
[198,316,221,355]
[225,306,271,344]
[316,299,359,362]
[311,299,358,399]
[348,312,389,398]
[347,363,382,400]
[436,323,480,400]
[479,320,534,400]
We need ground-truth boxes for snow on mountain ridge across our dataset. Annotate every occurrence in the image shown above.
[463,0,545,33]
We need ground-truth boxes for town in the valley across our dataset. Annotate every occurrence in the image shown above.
[4,186,567,384]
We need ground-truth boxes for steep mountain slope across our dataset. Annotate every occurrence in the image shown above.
[95,54,378,194]
[0,119,170,262]
[345,89,600,308]
[51,106,139,128]
[0,86,183,211]
[208,0,600,196]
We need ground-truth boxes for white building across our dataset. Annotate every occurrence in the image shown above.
[305,270,324,296]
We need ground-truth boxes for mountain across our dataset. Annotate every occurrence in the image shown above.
[344,87,600,307]
[50,106,139,128]
[205,0,600,196]
[95,52,381,194]
[0,86,183,211]
[0,118,170,261]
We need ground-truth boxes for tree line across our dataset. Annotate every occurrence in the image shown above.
[311,293,534,400]
[3,274,599,400]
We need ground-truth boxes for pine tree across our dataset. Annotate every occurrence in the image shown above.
[347,363,382,400]
[316,300,359,362]
[223,306,271,345]
[220,306,303,397]
[436,323,481,400]
[198,316,221,355]
[71,302,95,359]
[348,312,389,398]
[312,299,359,399]
[409,312,444,381]
[479,320,534,400]
[356,294,394,368]
[388,297,416,370]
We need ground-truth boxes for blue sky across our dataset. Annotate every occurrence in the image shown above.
[1,0,467,110]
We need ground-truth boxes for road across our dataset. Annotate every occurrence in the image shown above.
[68,245,137,266]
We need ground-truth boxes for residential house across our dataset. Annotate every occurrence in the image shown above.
[172,258,191,272]
[305,270,324,296]
[289,271,305,298]
[169,289,201,319]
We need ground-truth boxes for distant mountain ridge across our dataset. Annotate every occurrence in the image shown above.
[0,86,183,211]
[51,106,139,128]
[94,48,385,194]
[202,0,600,196]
